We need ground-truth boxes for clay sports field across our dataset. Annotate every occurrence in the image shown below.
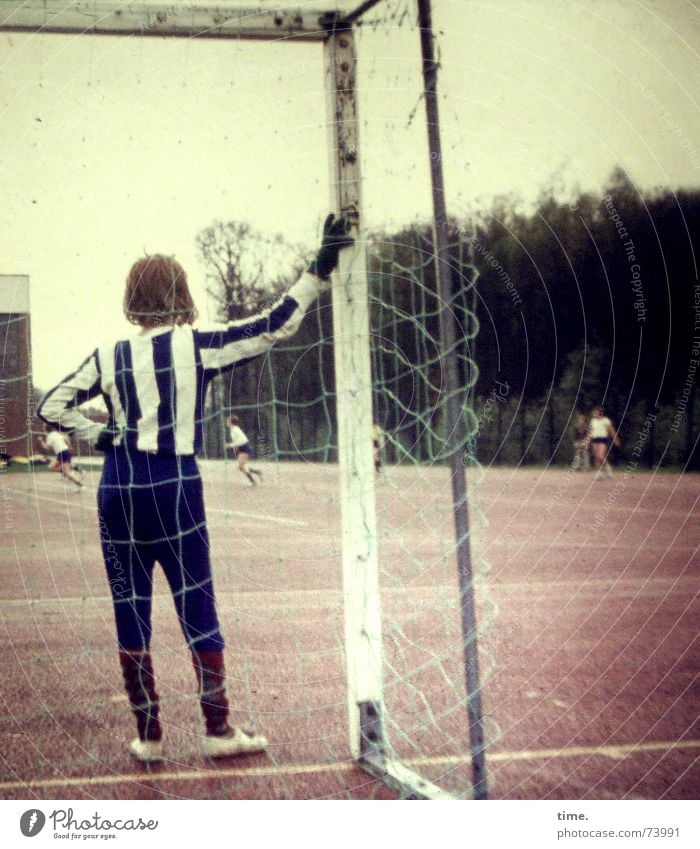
[0,462,697,800]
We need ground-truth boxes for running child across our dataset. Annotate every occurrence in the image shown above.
[37,214,352,762]
[588,406,621,478]
[226,415,262,485]
[37,426,83,488]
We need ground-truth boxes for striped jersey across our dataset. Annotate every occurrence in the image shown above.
[38,273,323,455]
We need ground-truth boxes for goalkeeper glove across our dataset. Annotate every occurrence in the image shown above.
[94,427,119,453]
[308,214,354,280]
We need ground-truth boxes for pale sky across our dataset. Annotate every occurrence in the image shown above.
[1,0,699,389]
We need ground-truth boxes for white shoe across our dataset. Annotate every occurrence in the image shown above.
[202,727,268,758]
[129,738,164,762]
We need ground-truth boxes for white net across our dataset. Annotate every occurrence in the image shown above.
[0,0,495,800]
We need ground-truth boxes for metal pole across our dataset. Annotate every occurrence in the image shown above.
[417,0,488,800]
[323,23,384,760]
[322,18,454,800]
[342,0,386,26]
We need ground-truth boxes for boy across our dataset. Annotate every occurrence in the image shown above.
[38,426,83,488]
[37,215,352,762]
[588,406,621,478]
[226,414,262,485]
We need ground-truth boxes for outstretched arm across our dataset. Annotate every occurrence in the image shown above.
[198,215,353,375]
[197,273,323,375]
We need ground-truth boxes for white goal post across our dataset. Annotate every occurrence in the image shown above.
[323,22,452,799]
[1,0,477,800]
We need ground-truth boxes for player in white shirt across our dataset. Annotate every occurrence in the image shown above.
[587,406,621,478]
[226,415,262,485]
[37,426,83,488]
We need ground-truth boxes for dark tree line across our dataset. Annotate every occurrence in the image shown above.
[199,170,700,469]
[463,169,699,468]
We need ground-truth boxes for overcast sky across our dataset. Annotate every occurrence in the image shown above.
[1,0,699,389]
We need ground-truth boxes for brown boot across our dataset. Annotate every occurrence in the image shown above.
[118,650,163,762]
[191,650,267,758]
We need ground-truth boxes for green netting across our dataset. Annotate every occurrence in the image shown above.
[207,229,498,797]
[0,0,496,801]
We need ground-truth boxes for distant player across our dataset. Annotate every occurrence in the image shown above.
[588,406,620,478]
[37,426,83,488]
[372,421,385,474]
[226,415,262,486]
[572,413,591,471]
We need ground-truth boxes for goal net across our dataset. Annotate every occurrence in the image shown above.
[0,0,495,800]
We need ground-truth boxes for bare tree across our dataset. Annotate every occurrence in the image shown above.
[195,220,308,457]
[196,220,305,321]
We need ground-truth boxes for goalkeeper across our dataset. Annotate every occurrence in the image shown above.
[37,215,352,763]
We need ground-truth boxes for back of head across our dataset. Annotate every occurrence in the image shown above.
[124,254,198,329]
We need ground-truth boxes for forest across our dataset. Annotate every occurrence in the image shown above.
[198,170,700,469]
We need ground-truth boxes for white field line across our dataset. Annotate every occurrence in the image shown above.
[0,575,696,608]
[6,488,694,541]
[0,738,697,793]
[13,490,307,528]
[207,506,307,527]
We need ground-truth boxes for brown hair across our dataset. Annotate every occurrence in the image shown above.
[124,254,198,329]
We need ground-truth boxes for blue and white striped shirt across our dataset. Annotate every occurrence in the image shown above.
[38,273,323,455]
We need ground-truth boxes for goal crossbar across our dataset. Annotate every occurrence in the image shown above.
[1,0,478,801]
[0,1,358,41]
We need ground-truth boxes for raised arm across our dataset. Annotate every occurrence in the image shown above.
[37,350,105,445]
[196,273,322,375]
[197,215,353,375]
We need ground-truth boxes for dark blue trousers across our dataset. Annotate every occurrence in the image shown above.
[97,449,224,652]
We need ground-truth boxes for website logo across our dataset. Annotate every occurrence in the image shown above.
[20,809,46,837]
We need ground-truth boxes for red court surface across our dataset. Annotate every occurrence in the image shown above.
[0,462,698,800]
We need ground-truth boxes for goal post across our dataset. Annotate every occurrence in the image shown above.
[324,23,383,759]
[1,0,488,800]
[324,22,451,799]
[417,0,488,799]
